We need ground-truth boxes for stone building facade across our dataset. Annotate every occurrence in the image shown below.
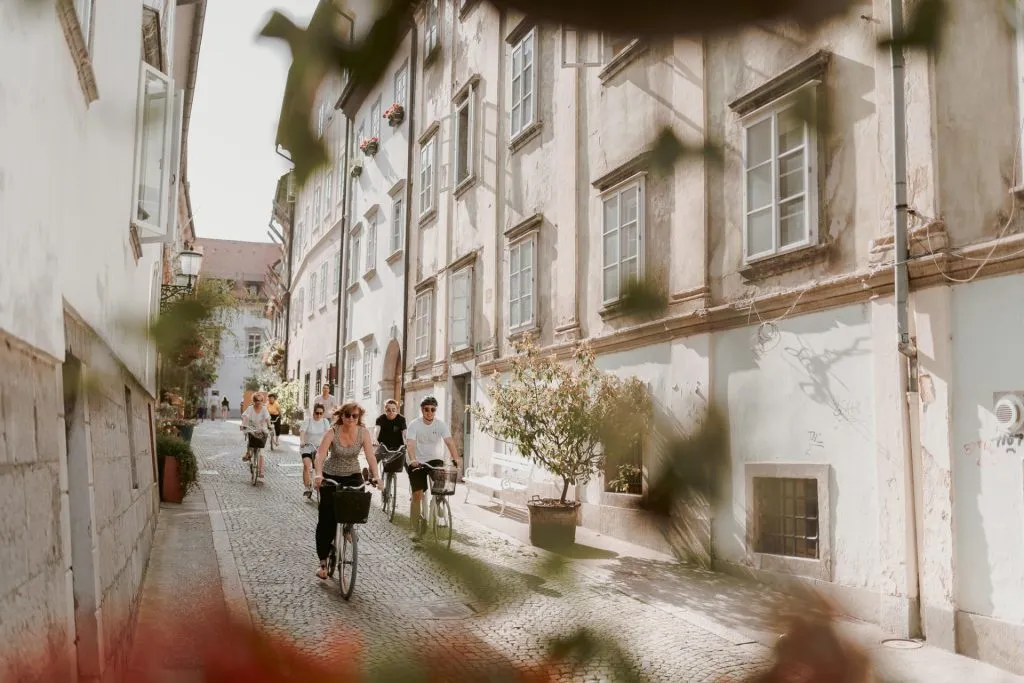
[0,0,205,680]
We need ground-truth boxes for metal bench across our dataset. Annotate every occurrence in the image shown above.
[464,453,535,516]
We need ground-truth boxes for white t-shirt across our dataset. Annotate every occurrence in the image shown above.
[406,417,452,461]
[313,394,337,415]
[301,417,332,450]
[242,405,271,432]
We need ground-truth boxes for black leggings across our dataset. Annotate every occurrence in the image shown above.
[316,473,364,560]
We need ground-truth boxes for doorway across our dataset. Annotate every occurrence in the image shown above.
[451,373,472,472]
[380,340,403,408]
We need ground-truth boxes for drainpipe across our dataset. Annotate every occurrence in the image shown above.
[282,200,295,378]
[889,0,922,631]
[336,118,352,398]
[399,23,418,412]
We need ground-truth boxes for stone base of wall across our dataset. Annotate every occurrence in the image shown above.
[956,610,1024,675]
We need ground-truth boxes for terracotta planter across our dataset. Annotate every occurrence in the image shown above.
[526,498,580,548]
[161,456,184,504]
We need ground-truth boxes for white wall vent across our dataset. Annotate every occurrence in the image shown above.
[993,392,1024,434]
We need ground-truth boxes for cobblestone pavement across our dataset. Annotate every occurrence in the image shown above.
[193,421,768,681]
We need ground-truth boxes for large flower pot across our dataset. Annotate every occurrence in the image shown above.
[176,424,195,443]
[527,498,580,548]
[161,456,184,504]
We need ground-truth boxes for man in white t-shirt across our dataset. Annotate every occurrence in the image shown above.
[313,383,337,418]
[406,395,460,540]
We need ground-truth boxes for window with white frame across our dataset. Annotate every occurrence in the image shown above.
[414,291,432,361]
[348,229,361,286]
[509,29,537,139]
[246,332,262,357]
[313,184,322,231]
[332,253,340,295]
[449,268,472,350]
[325,169,333,207]
[308,272,317,316]
[319,261,329,307]
[601,179,643,304]
[317,102,327,137]
[391,197,404,253]
[509,237,535,330]
[424,0,439,57]
[454,87,475,187]
[366,215,377,271]
[354,120,365,156]
[394,61,408,109]
[295,288,304,330]
[420,136,436,216]
[371,96,382,140]
[743,95,817,261]
[362,351,372,398]
[132,65,175,237]
[345,351,357,398]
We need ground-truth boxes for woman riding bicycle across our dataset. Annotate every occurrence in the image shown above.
[300,405,331,499]
[240,393,272,480]
[373,398,407,459]
[313,401,383,580]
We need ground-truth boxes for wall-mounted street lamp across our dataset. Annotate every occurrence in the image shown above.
[160,248,203,309]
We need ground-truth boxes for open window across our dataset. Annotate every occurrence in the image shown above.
[449,267,472,351]
[453,85,476,191]
[133,64,183,243]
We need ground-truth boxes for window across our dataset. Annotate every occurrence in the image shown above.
[247,333,262,357]
[414,291,432,361]
[508,238,535,330]
[366,215,377,271]
[362,351,372,398]
[132,65,175,237]
[449,268,472,350]
[345,351,357,398]
[371,96,382,140]
[308,272,317,316]
[319,261,329,307]
[394,61,408,109]
[743,97,816,261]
[124,386,138,489]
[754,477,819,559]
[604,438,642,494]
[246,282,260,297]
[391,197,405,253]
[424,0,439,57]
[348,230,361,286]
[419,136,436,216]
[295,288,304,330]
[332,253,340,295]
[303,206,311,249]
[317,102,328,137]
[324,172,332,212]
[601,179,643,304]
[315,367,323,398]
[454,88,475,187]
[354,120,365,157]
[509,29,537,139]
[313,184,322,230]
[303,372,311,409]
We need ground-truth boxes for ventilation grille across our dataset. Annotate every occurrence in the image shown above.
[993,393,1024,434]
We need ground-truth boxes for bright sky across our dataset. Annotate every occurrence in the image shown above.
[188,0,318,243]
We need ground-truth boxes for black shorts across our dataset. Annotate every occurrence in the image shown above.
[407,459,444,493]
[300,446,317,461]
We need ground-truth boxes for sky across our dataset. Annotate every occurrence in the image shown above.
[188,0,319,244]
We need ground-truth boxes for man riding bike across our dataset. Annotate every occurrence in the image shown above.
[241,393,272,480]
[405,396,460,541]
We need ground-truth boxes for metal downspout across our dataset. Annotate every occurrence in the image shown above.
[336,119,352,397]
[399,22,418,412]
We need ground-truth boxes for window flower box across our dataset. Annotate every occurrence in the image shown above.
[359,136,380,157]
[384,103,405,127]
[350,162,363,178]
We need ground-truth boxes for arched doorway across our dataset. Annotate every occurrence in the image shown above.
[379,339,402,408]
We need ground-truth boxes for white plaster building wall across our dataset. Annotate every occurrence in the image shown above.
[950,274,1024,651]
[710,304,879,594]
[289,229,342,410]
[344,36,411,410]
[208,304,272,413]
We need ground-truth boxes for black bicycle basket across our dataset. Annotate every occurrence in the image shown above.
[333,488,372,524]
[381,449,406,473]
[246,432,268,449]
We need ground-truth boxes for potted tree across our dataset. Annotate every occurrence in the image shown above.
[474,339,652,547]
[271,379,301,435]
[157,432,199,504]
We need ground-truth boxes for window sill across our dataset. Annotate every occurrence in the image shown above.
[751,552,831,582]
[419,208,437,227]
[598,40,648,83]
[599,491,644,509]
[740,243,830,282]
[423,44,441,67]
[459,0,479,20]
[598,300,630,321]
[450,345,474,362]
[319,303,328,312]
[347,281,361,294]
[386,249,405,265]
[363,266,378,281]
[453,175,477,199]
[57,0,98,104]
[508,325,538,344]
[509,122,542,153]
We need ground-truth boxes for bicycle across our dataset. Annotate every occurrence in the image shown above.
[376,445,406,522]
[241,424,268,486]
[320,478,373,600]
[415,462,458,548]
[300,444,320,503]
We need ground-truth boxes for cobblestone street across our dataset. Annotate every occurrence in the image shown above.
[192,420,768,681]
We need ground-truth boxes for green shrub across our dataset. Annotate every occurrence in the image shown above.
[156,432,199,498]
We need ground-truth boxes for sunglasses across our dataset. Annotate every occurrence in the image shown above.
[422,407,436,412]
[343,412,361,419]
[314,411,324,416]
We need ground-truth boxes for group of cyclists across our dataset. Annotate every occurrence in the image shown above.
[238,384,461,580]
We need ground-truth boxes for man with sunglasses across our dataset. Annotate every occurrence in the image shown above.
[405,396,461,540]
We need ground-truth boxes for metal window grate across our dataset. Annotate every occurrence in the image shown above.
[754,477,819,559]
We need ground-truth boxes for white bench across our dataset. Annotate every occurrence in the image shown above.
[463,454,535,515]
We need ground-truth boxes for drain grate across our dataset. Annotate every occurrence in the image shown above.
[881,638,924,650]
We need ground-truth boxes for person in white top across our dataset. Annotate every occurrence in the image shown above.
[240,393,272,479]
[405,395,461,540]
[313,384,337,416]
[299,404,332,498]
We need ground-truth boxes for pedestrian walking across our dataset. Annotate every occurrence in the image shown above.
[197,398,207,421]
[221,396,230,421]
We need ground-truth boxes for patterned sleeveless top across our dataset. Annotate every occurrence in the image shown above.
[322,426,363,477]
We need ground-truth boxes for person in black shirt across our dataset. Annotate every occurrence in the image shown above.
[373,399,407,468]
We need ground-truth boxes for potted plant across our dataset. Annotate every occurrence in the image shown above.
[607,463,643,495]
[350,161,363,178]
[384,103,405,127]
[473,338,652,548]
[359,136,380,157]
[270,379,302,435]
[157,432,199,504]
[157,402,197,442]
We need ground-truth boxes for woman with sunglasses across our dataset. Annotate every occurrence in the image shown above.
[299,405,331,499]
[240,393,272,480]
[312,401,383,580]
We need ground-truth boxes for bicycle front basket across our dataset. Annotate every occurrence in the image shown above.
[381,450,406,473]
[247,432,268,449]
[333,488,372,524]
[428,466,459,496]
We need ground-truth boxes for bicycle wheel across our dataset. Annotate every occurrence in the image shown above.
[338,525,358,600]
[384,474,397,522]
[433,496,452,549]
[249,449,258,486]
